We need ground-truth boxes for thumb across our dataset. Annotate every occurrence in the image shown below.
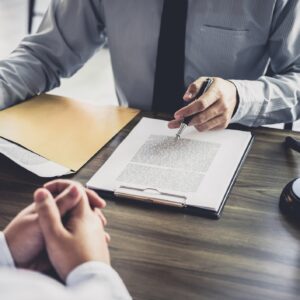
[34,188,67,242]
[183,77,210,102]
[183,83,198,102]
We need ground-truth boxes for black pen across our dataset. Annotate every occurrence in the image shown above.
[176,78,214,139]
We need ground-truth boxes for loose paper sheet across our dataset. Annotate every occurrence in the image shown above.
[87,118,252,211]
[0,137,72,177]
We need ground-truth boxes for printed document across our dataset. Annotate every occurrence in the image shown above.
[87,118,252,212]
[117,135,220,193]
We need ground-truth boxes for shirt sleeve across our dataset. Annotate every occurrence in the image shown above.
[0,0,106,110]
[66,261,132,300]
[0,262,132,300]
[230,0,300,127]
[0,232,15,268]
[0,230,131,299]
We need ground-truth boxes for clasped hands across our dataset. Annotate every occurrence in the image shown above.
[3,179,110,281]
[168,77,238,132]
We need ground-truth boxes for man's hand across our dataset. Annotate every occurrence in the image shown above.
[35,181,110,281]
[3,180,107,272]
[168,77,238,132]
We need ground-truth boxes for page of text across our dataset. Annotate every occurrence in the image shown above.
[117,135,220,193]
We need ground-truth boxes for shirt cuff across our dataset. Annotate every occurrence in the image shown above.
[0,232,15,268]
[229,80,264,126]
[66,261,131,299]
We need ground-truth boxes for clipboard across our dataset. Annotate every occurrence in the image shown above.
[87,118,254,219]
[93,135,253,219]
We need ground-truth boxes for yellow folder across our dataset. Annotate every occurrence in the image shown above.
[0,94,140,171]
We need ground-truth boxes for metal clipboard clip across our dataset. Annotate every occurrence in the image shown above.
[114,185,187,208]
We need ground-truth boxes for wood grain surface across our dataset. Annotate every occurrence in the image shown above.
[1,112,300,300]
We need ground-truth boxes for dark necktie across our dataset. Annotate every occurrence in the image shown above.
[152,0,188,114]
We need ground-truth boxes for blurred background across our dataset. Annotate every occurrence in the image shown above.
[0,0,299,130]
[0,0,117,106]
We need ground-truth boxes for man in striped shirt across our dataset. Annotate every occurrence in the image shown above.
[0,0,299,130]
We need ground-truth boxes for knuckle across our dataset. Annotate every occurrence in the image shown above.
[191,114,202,124]
[196,100,205,111]
[214,88,223,98]
[196,124,206,132]
[213,77,221,84]
[219,115,227,124]
[211,108,219,117]
[219,116,229,128]
[196,115,205,124]
[219,101,229,112]
[184,108,192,116]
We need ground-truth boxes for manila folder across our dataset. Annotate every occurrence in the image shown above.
[0,94,140,171]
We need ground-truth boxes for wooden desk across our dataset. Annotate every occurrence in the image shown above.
[1,113,300,300]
